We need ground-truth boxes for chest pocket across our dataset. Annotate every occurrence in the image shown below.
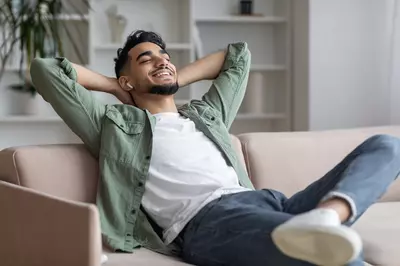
[101,110,144,164]
[202,107,221,126]
[202,108,229,139]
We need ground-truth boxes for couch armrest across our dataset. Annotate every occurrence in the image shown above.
[0,181,102,266]
[239,126,400,202]
[0,144,99,203]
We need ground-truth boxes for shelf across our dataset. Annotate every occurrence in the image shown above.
[0,116,63,123]
[236,113,286,120]
[196,16,287,24]
[3,66,24,72]
[16,13,89,21]
[95,43,192,51]
[53,14,89,21]
[251,65,286,71]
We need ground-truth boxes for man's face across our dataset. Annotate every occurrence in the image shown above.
[124,42,178,94]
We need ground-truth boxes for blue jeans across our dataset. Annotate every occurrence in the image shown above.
[178,135,400,266]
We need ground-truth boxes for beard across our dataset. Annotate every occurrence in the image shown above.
[149,82,179,95]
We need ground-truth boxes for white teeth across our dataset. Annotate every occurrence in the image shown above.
[155,72,170,77]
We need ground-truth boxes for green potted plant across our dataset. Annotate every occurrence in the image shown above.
[0,0,89,115]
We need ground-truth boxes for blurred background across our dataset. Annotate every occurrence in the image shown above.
[0,0,399,149]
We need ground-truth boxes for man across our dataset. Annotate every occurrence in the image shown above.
[30,30,400,266]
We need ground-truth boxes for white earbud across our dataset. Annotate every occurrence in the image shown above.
[127,83,133,89]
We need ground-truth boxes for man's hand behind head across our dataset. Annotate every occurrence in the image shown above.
[109,77,135,105]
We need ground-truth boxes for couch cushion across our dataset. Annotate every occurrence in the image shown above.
[104,248,191,266]
[103,242,373,266]
[353,202,400,265]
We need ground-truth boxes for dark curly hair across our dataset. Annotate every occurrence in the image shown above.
[114,30,166,78]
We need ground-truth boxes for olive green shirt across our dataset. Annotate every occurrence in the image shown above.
[30,42,254,255]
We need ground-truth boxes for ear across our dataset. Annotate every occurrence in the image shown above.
[118,76,134,92]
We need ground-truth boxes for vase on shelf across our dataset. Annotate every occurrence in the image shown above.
[239,0,253,15]
[242,72,264,114]
[106,4,127,44]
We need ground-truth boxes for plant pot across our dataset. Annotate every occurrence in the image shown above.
[7,90,39,116]
[239,1,253,15]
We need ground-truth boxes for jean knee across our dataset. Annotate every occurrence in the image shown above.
[365,134,400,156]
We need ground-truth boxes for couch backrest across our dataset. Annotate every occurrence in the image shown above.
[3,127,400,203]
[0,136,246,203]
[238,126,400,201]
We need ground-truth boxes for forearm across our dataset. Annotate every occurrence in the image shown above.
[71,63,115,94]
[178,50,227,87]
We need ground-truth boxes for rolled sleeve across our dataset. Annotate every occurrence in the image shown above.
[30,58,105,157]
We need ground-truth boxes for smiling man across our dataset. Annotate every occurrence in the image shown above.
[30,30,400,266]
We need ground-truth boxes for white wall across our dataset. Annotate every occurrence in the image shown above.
[306,0,392,130]
[389,0,400,124]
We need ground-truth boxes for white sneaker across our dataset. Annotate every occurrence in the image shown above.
[271,209,362,266]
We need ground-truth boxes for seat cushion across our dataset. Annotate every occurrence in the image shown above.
[104,244,373,266]
[353,202,400,265]
[104,248,191,266]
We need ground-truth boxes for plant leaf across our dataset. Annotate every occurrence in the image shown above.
[1,0,91,93]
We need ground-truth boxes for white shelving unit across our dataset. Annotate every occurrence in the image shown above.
[196,16,287,23]
[0,0,292,148]
[192,0,292,133]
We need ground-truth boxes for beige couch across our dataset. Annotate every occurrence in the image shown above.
[1,126,400,266]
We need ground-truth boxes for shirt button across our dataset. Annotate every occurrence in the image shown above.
[131,209,136,214]
[138,182,144,187]
[211,117,215,121]
[126,233,132,237]
[145,155,150,160]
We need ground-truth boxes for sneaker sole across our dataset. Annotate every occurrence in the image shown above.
[271,225,362,266]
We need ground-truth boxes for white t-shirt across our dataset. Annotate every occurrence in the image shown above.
[141,112,249,245]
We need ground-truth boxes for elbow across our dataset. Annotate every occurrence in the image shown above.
[30,58,58,76]
[233,42,250,57]
[30,58,47,83]
[246,46,251,60]
[30,58,59,96]
[241,42,251,64]
[30,58,45,94]
[30,58,46,72]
